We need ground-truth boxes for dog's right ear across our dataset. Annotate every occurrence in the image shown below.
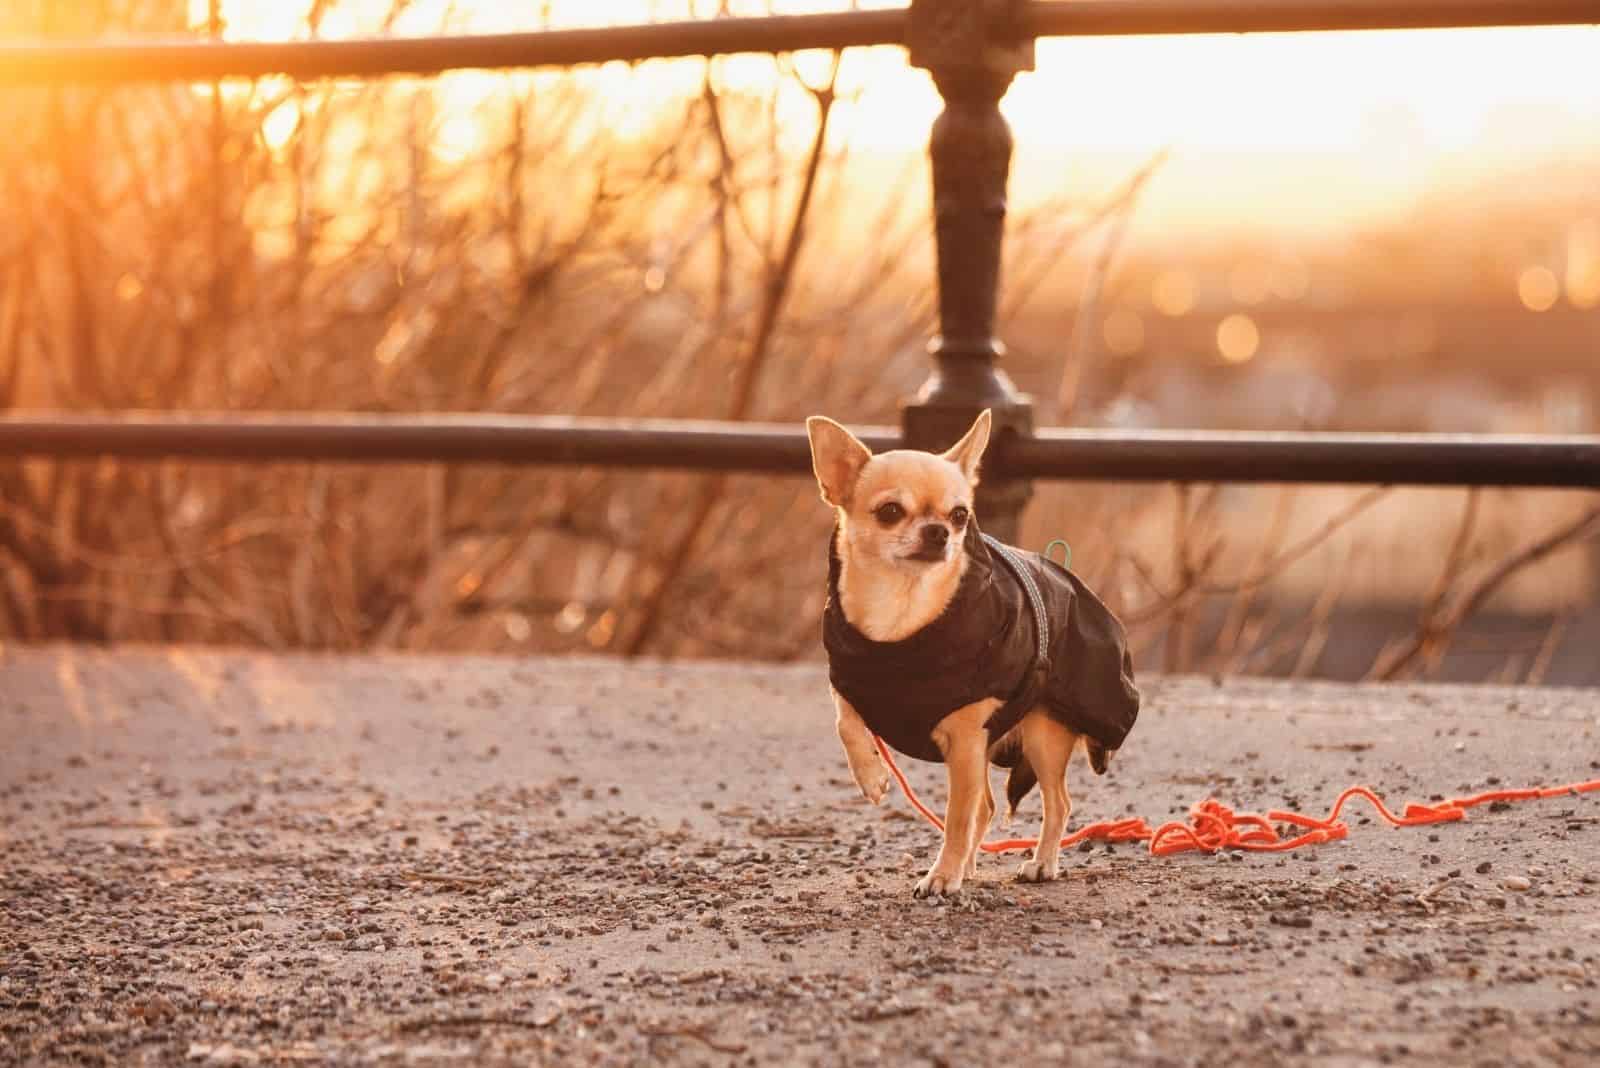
[806,416,872,508]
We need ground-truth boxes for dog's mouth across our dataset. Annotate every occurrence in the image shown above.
[902,546,948,564]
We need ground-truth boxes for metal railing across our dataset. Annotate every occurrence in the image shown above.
[5,2,1599,85]
[4,0,1600,542]
[1,413,1598,489]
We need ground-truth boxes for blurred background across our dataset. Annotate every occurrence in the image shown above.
[1,0,1596,682]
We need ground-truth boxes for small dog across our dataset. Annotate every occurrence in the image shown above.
[807,410,1139,896]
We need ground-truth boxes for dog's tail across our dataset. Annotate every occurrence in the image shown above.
[1086,739,1116,775]
[1004,758,1038,819]
[1004,736,1115,814]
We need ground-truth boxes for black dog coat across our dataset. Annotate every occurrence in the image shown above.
[823,522,1139,808]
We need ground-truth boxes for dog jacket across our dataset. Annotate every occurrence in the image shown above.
[823,522,1140,772]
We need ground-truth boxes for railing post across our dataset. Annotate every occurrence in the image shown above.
[903,0,1036,544]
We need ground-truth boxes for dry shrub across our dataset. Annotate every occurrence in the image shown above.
[1,0,1595,682]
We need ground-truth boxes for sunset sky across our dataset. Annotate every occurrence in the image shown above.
[185,0,1600,232]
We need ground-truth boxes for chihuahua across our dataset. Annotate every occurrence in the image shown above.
[808,410,1139,896]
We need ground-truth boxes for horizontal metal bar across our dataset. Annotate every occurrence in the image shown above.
[0,412,897,471]
[2,412,1598,488]
[0,10,903,86]
[1010,429,1600,487]
[3,1,1597,87]
[1025,0,1600,37]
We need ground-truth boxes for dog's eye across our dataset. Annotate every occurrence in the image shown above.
[873,502,906,526]
[949,506,970,528]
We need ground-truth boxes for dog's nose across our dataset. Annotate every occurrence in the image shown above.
[920,524,949,549]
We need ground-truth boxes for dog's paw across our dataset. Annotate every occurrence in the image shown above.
[851,756,891,805]
[1015,857,1060,883]
[914,867,965,898]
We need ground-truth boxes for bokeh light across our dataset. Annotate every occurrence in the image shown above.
[1517,266,1560,312]
[1229,262,1274,305]
[1102,308,1146,356]
[1217,314,1261,363]
[1151,271,1197,318]
[1567,220,1600,310]
[1271,259,1311,302]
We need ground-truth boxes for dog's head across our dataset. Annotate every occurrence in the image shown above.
[805,410,991,584]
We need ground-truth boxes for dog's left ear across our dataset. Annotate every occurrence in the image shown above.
[941,409,992,485]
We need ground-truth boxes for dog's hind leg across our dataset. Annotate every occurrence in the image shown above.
[1015,710,1077,883]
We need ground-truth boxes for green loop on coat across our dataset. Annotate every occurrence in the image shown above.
[1043,538,1071,571]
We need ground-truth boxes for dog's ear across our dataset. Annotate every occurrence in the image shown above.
[806,416,872,508]
[941,409,992,486]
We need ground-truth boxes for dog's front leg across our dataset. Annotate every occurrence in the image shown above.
[965,775,994,879]
[916,700,996,897]
[831,690,890,804]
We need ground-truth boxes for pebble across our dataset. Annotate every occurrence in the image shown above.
[1502,876,1533,892]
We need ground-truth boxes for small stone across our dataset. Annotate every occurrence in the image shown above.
[132,994,177,1024]
[1502,876,1532,892]
[1475,861,1493,875]
[320,926,347,942]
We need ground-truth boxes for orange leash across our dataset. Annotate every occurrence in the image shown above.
[871,735,1600,857]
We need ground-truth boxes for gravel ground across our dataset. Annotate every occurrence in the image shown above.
[2,646,1598,1067]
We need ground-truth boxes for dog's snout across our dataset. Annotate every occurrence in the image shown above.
[920,523,949,549]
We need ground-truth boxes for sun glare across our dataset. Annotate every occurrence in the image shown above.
[260,99,299,151]
[172,1,1600,231]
